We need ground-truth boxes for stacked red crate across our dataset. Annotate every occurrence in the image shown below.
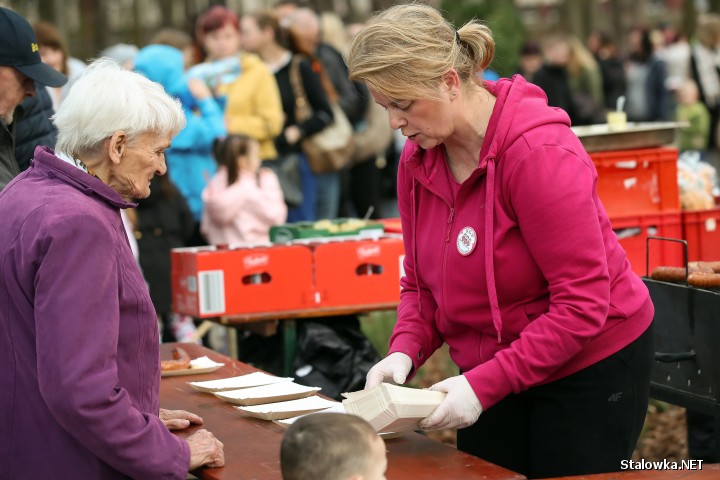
[312,237,405,307]
[681,208,720,262]
[590,147,682,275]
[171,237,406,317]
[171,244,315,318]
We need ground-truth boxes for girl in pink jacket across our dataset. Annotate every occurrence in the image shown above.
[201,134,287,245]
[348,5,654,479]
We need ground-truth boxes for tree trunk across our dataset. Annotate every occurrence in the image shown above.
[683,0,696,39]
[562,0,595,41]
[37,0,57,23]
[160,0,174,28]
[78,0,107,60]
[132,0,144,48]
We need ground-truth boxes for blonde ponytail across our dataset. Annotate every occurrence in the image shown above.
[347,3,495,100]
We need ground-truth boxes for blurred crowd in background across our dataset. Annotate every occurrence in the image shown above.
[7,0,720,344]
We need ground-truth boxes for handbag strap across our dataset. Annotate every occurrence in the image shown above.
[289,55,312,122]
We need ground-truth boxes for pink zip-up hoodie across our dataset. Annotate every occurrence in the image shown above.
[389,75,654,410]
[201,166,287,246]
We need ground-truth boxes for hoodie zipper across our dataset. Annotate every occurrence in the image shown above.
[442,206,456,327]
[445,207,455,242]
[415,179,455,311]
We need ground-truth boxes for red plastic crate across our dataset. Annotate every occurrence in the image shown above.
[171,244,314,318]
[591,147,680,217]
[611,211,683,276]
[682,208,720,262]
[379,217,402,234]
[313,237,405,307]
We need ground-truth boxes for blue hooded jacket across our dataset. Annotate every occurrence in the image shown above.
[134,44,226,222]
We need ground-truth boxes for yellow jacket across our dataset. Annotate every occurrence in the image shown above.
[225,53,284,160]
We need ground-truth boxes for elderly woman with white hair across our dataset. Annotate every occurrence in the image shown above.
[0,59,224,478]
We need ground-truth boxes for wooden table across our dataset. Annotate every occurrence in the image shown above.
[160,343,526,480]
[216,302,400,375]
[542,463,720,479]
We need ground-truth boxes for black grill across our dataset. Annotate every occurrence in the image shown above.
[644,237,720,459]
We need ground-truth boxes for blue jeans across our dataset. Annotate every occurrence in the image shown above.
[286,155,316,222]
[314,170,340,220]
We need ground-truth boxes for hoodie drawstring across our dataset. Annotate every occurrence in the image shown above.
[411,178,422,315]
[484,157,503,343]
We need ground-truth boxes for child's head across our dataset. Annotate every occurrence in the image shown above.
[281,413,387,480]
[213,134,260,184]
[678,79,701,106]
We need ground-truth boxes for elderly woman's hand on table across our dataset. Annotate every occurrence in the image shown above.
[187,429,225,470]
[160,409,224,469]
[159,408,203,430]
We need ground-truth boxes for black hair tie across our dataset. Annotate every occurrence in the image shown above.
[455,30,461,44]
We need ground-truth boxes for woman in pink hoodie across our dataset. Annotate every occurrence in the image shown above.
[201,134,287,245]
[348,5,654,478]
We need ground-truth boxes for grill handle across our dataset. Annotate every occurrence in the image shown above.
[645,236,689,281]
[655,349,696,363]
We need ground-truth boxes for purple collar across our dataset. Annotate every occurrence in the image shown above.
[31,146,137,209]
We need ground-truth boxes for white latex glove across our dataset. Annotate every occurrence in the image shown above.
[419,375,483,430]
[365,352,413,389]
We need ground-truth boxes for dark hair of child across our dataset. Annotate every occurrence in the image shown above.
[212,134,255,185]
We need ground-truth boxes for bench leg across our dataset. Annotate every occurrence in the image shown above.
[283,320,297,377]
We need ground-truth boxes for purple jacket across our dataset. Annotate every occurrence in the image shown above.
[391,76,653,410]
[0,147,189,478]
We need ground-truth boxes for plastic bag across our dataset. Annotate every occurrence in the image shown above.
[677,151,719,210]
[293,316,380,400]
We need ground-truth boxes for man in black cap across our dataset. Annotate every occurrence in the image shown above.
[0,6,66,191]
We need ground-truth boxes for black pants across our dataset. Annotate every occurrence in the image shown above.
[339,158,383,219]
[458,323,654,479]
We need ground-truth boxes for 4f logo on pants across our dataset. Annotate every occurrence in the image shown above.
[608,392,623,402]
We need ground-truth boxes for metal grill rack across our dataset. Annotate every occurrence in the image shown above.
[645,237,720,460]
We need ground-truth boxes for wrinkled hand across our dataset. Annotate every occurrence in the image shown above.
[160,408,203,431]
[365,352,413,389]
[419,375,482,430]
[187,429,225,470]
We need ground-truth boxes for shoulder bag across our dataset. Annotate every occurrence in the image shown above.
[288,56,353,174]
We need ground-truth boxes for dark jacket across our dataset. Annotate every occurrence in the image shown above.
[274,55,333,156]
[626,54,673,122]
[531,64,577,123]
[598,57,627,111]
[14,84,57,172]
[134,176,195,315]
[316,42,367,125]
[0,119,19,191]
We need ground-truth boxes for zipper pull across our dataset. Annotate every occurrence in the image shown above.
[445,207,455,242]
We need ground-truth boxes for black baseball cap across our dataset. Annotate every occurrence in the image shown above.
[0,7,67,87]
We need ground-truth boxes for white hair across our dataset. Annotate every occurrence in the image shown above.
[53,58,185,158]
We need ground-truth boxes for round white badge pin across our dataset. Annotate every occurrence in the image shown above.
[456,226,477,256]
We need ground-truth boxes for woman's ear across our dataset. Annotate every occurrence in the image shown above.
[441,69,461,97]
[108,131,128,166]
